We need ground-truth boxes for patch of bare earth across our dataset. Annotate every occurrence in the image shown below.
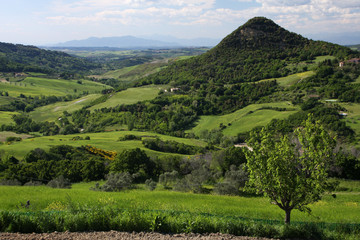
[0,231,278,240]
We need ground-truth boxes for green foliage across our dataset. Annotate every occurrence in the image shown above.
[0,42,99,73]
[111,148,154,182]
[142,137,205,155]
[94,172,134,192]
[246,115,337,223]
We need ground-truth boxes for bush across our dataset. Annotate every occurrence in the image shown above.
[0,179,22,186]
[47,175,71,189]
[97,172,133,192]
[5,137,22,143]
[145,179,157,191]
[214,165,248,195]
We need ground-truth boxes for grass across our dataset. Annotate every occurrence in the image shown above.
[259,71,315,87]
[339,103,360,136]
[95,61,167,82]
[314,55,336,64]
[0,131,207,160]
[29,94,102,122]
[189,102,299,137]
[0,181,359,224]
[0,111,18,125]
[89,85,164,111]
[0,131,32,142]
[0,77,111,97]
[0,96,12,106]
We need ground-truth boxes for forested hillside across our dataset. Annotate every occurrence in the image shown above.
[0,42,99,73]
[140,17,355,86]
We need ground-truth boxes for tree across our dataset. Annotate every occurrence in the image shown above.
[246,115,336,224]
[110,148,154,182]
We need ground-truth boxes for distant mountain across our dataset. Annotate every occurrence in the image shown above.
[305,32,360,45]
[139,35,221,47]
[141,17,354,86]
[54,36,180,48]
[53,35,220,49]
[0,42,99,73]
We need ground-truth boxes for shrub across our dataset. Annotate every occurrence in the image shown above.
[5,137,22,143]
[0,179,22,186]
[47,175,71,189]
[145,179,157,191]
[97,172,133,192]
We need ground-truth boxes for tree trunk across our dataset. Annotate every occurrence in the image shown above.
[285,209,291,224]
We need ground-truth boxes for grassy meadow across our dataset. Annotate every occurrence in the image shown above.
[0,180,359,225]
[189,102,299,137]
[29,94,102,122]
[0,131,207,160]
[0,77,111,97]
[89,85,164,111]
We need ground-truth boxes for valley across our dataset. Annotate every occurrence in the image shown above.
[0,17,359,239]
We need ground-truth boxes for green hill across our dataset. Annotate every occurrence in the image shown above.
[0,42,99,73]
[141,17,354,87]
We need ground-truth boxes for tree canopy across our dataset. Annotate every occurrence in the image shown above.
[246,115,336,224]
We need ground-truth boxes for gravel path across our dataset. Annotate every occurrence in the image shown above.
[0,231,277,240]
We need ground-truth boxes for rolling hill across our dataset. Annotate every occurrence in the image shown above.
[0,42,99,73]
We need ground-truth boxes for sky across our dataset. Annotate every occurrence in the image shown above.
[0,0,360,45]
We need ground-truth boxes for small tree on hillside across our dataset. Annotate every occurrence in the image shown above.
[246,115,336,224]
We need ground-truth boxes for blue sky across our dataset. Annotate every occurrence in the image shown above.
[1,0,360,45]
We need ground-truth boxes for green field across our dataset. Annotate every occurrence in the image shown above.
[29,94,102,122]
[0,77,111,97]
[0,181,359,224]
[89,85,164,111]
[260,71,315,87]
[0,111,18,125]
[189,102,299,137]
[0,131,207,159]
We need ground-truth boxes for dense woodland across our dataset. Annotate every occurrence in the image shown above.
[0,17,360,192]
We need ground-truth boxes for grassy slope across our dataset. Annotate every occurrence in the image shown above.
[0,131,207,160]
[0,96,12,105]
[29,94,102,122]
[0,77,111,97]
[189,102,299,137]
[259,71,315,87]
[96,61,167,82]
[0,111,18,125]
[339,103,360,145]
[89,85,164,111]
[0,181,359,224]
[0,131,32,142]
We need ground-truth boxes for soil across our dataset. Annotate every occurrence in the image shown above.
[0,231,277,240]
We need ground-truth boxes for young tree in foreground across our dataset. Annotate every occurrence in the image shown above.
[246,115,336,224]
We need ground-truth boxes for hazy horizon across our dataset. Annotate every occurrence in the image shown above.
[1,0,360,46]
